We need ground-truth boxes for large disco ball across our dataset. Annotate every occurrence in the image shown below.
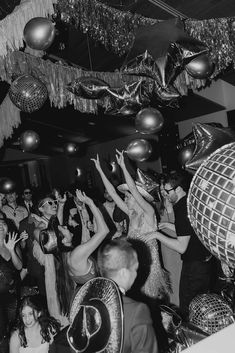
[126,138,152,162]
[135,107,164,134]
[20,130,40,152]
[189,293,234,335]
[23,17,55,51]
[188,142,235,268]
[9,75,48,113]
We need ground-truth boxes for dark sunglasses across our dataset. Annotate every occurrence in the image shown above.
[24,191,32,195]
[164,187,176,194]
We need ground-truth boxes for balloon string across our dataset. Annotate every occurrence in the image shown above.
[86,33,93,71]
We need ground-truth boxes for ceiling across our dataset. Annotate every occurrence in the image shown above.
[2,0,235,160]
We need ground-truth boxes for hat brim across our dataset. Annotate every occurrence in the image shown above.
[117,183,154,202]
[68,277,123,353]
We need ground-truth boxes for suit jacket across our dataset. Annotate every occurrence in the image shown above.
[122,295,158,353]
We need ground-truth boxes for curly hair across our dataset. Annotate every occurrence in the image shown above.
[15,295,61,347]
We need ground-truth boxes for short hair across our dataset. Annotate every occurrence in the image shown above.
[97,239,137,279]
[164,170,192,192]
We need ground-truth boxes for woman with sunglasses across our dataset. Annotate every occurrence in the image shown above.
[28,193,69,327]
[9,294,60,353]
[0,210,27,351]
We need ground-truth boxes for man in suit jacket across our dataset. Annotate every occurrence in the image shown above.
[98,239,158,353]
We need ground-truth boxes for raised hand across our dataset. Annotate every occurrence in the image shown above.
[4,232,20,252]
[91,154,101,171]
[57,192,67,205]
[75,189,93,207]
[19,231,28,242]
[115,149,125,168]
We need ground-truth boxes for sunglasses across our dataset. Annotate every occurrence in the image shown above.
[24,191,32,195]
[40,200,58,207]
[163,187,176,194]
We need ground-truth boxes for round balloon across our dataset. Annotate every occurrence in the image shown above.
[185,54,214,79]
[0,177,16,194]
[189,293,234,335]
[9,75,48,113]
[126,139,152,162]
[188,142,235,268]
[178,145,195,166]
[23,17,55,50]
[20,130,40,152]
[135,108,164,134]
[64,142,78,155]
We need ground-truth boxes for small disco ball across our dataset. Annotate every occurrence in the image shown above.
[9,75,48,113]
[189,293,234,335]
[188,142,235,268]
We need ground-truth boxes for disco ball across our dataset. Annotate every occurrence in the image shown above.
[187,142,235,268]
[9,75,48,113]
[189,293,234,335]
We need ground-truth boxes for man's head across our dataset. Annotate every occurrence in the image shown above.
[162,170,192,204]
[97,239,139,292]
[22,188,33,202]
[5,191,17,205]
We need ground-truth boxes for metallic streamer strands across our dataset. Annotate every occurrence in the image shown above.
[187,142,235,268]
[189,293,234,335]
[9,75,48,113]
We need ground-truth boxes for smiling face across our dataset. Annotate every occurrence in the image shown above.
[21,305,40,328]
[39,197,58,218]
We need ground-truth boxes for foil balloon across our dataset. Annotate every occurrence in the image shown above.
[20,130,40,152]
[0,177,16,194]
[185,54,214,79]
[187,142,235,268]
[23,17,55,50]
[177,145,195,167]
[126,139,152,162]
[67,77,110,99]
[135,107,164,134]
[9,75,48,113]
[185,123,235,172]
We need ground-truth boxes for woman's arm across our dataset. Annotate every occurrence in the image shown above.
[91,154,128,215]
[4,232,26,270]
[69,191,109,264]
[55,191,66,225]
[116,150,155,218]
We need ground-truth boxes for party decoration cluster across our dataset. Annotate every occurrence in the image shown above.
[187,142,235,268]
[9,75,48,113]
[189,293,234,335]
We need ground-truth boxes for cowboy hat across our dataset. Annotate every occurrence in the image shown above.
[118,168,159,202]
[67,277,123,353]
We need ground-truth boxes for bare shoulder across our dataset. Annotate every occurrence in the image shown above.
[10,329,21,351]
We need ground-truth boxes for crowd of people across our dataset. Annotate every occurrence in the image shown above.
[0,151,220,353]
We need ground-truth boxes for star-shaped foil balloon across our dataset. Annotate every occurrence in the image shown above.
[104,79,151,115]
[67,76,110,99]
[185,123,235,171]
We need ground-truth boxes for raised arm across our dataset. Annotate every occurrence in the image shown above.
[91,154,128,214]
[69,190,109,263]
[116,150,154,218]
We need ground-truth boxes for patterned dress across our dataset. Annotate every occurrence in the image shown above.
[127,209,171,300]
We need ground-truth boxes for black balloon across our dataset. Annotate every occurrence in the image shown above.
[178,145,195,167]
[126,139,152,162]
[185,54,214,79]
[67,77,110,99]
[185,123,235,171]
[64,142,78,155]
[0,177,16,194]
[23,17,55,50]
[20,130,40,152]
[135,107,164,134]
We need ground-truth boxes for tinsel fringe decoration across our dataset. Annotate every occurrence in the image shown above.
[0,50,206,114]
[0,0,56,57]
[0,94,21,148]
[56,0,235,78]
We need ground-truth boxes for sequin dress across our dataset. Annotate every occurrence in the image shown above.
[127,209,171,300]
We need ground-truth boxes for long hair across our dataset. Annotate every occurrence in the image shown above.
[54,252,75,316]
[15,295,61,347]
